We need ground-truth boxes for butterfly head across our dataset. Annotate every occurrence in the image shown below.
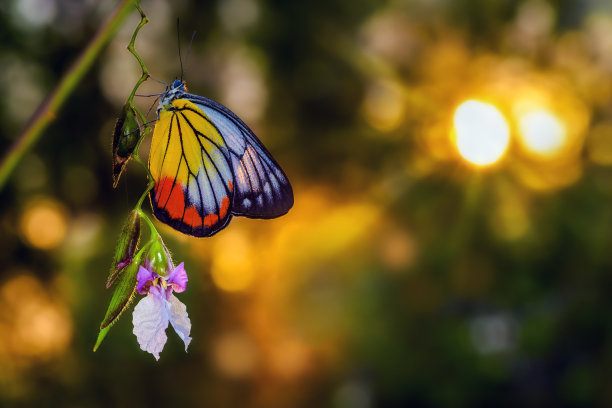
[158,79,187,113]
[170,79,186,90]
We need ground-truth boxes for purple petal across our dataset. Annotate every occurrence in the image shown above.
[132,287,171,360]
[136,266,156,295]
[168,294,192,350]
[166,262,188,293]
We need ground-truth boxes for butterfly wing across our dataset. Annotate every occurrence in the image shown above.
[149,99,235,237]
[186,94,294,218]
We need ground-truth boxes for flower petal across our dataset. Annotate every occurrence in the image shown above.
[136,266,156,295]
[166,262,188,293]
[132,288,170,360]
[168,294,192,351]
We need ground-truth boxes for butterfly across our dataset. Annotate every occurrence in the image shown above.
[148,79,293,237]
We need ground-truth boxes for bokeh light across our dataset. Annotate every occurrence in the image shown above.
[361,80,405,132]
[469,313,517,355]
[217,0,259,32]
[518,109,566,157]
[19,198,68,250]
[0,274,72,363]
[453,100,510,166]
[266,338,312,380]
[212,331,258,379]
[378,226,416,271]
[219,47,268,123]
[12,0,57,27]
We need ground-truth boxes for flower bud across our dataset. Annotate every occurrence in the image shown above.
[112,103,141,187]
[146,239,171,278]
[106,210,141,288]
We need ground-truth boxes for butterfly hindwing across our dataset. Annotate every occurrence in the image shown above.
[149,99,234,237]
[187,95,294,219]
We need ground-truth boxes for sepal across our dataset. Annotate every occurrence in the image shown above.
[94,258,140,351]
[106,210,141,288]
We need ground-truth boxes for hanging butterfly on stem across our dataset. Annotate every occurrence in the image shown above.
[147,79,293,237]
[113,19,293,238]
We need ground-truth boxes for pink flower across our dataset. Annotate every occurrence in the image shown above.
[132,262,191,360]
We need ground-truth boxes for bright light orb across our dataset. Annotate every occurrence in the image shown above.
[518,109,566,156]
[453,100,510,166]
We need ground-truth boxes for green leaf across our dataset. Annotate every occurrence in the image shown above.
[93,326,110,352]
[94,259,140,351]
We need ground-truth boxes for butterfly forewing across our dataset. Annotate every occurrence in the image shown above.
[188,95,294,218]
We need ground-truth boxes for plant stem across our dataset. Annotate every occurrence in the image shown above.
[126,4,150,107]
[0,0,139,191]
[133,155,155,210]
[122,3,155,212]
[137,209,158,239]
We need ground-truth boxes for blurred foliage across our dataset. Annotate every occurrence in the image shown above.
[1,0,612,407]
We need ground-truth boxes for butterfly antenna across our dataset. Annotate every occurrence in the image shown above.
[184,31,197,76]
[135,93,163,97]
[177,18,184,81]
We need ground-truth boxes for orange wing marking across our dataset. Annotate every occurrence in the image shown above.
[184,206,202,228]
[219,196,230,219]
[155,177,185,219]
[203,214,219,227]
[154,178,230,230]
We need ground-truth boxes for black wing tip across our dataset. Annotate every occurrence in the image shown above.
[232,192,294,219]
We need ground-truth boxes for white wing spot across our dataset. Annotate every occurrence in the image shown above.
[275,169,286,183]
[243,198,251,209]
[256,195,264,207]
[263,181,274,201]
[270,173,280,190]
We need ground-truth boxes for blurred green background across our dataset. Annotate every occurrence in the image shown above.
[2,0,612,406]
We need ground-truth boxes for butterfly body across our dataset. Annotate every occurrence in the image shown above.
[149,80,293,237]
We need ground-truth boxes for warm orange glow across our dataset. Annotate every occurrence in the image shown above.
[212,331,258,378]
[0,274,72,361]
[267,338,312,380]
[20,198,68,250]
[507,80,589,190]
[453,100,510,166]
[518,109,566,156]
[210,229,255,292]
[379,227,416,270]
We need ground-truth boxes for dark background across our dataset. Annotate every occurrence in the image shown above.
[1,0,612,406]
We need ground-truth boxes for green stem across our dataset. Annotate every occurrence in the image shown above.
[126,4,150,107]
[133,155,155,210]
[0,0,140,191]
[134,239,153,261]
[123,4,155,213]
[137,208,158,239]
